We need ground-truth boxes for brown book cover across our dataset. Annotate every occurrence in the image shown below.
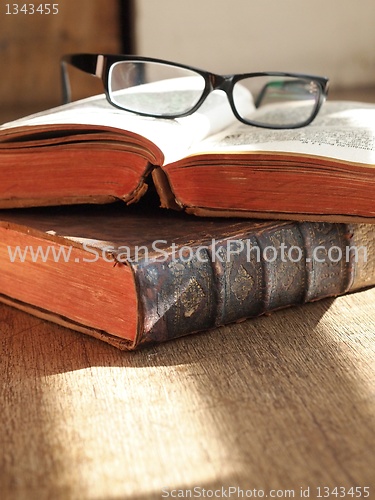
[0,205,374,350]
[0,94,375,223]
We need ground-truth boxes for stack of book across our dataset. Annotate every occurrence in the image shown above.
[0,92,374,349]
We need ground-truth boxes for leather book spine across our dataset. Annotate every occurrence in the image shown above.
[132,222,372,348]
[349,223,375,291]
[210,222,355,326]
[132,250,218,346]
[297,222,353,301]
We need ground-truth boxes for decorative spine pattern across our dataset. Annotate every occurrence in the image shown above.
[133,222,368,347]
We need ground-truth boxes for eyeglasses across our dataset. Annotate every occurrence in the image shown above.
[61,53,329,129]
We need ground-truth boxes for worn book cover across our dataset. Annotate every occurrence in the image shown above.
[0,205,374,349]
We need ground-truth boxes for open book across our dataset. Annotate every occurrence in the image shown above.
[0,89,374,222]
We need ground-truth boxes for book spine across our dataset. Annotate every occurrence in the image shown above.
[132,222,368,348]
[133,250,218,345]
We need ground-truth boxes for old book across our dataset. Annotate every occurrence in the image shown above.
[0,93,374,223]
[0,205,374,350]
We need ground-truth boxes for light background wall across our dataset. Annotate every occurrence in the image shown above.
[135,0,375,91]
[1,0,375,123]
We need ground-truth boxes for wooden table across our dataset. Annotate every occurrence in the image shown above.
[1,286,374,500]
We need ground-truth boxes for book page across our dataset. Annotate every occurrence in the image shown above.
[187,101,375,166]
[0,85,251,165]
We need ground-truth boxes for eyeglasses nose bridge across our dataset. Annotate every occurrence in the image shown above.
[208,73,233,93]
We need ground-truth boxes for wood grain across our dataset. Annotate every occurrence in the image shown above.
[0,0,120,115]
[0,287,374,499]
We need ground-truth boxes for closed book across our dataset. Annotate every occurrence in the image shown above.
[0,206,374,349]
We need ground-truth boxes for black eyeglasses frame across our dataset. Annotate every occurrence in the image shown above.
[61,53,330,129]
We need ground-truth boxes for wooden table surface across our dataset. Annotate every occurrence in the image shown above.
[1,287,374,500]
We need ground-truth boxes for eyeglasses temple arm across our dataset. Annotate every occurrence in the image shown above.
[60,54,103,104]
[60,59,71,104]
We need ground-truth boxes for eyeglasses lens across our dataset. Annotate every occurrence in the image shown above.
[109,61,206,116]
[233,76,321,127]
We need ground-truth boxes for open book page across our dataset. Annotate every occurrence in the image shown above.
[0,86,249,165]
[186,101,375,166]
